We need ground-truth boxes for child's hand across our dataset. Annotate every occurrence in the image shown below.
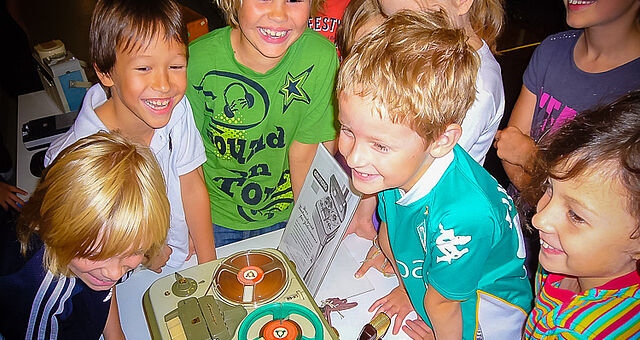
[0,182,27,211]
[143,245,172,273]
[369,286,414,335]
[403,317,435,340]
[494,127,536,167]
[355,244,395,278]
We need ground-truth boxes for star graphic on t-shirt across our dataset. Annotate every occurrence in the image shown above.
[279,65,314,114]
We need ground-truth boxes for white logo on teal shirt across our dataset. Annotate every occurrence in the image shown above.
[416,221,427,252]
[435,224,470,264]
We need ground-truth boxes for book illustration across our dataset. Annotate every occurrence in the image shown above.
[305,174,349,280]
[278,144,361,296]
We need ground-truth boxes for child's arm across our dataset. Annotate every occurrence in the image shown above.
[289,141,319,200]
[345,194,378,240]
[364,222,415,335]
[103,290,125,340]
[423,285,462,340]
[495,85,537,191]
[180,166,216,264]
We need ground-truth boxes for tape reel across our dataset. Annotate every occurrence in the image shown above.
[238,302,324,340]
[214,250,289,306]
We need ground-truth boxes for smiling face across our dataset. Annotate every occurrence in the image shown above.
[68,253,144,291]
[532,167,640,290]
[97,33,187,136]
[338,93,433,195]
[562,0,640,29]
[232,0,311,72]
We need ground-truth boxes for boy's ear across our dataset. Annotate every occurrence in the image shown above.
[428,123,462,158]
[94,63,114,87]
[456,0,474,16]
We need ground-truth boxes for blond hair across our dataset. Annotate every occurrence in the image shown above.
[337,9,479,144]
[375,0,504,54]
[215,0,325,28]
[18,132,170,276]
[336,0,383,58]
[468,0,504,54]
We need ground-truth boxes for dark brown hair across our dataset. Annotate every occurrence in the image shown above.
[525,90,640,238]
[90,0,188,74]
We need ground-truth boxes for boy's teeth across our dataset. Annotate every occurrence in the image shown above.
[259,28,287,38]
[568,0,596,4]
[540,239,558,251]
[145,99,170,109]
[355,170,369,177]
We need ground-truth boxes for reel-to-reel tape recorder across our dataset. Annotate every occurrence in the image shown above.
[143,249,338,340]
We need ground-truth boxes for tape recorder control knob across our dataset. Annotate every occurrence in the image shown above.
[171,272,198,297]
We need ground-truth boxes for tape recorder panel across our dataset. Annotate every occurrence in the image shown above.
[143,249,338,340]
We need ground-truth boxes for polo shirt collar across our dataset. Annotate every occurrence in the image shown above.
[396,149,454,206]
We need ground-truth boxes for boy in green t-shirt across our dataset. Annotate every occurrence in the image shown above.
[339,11,531,339]
[187,0,338,246]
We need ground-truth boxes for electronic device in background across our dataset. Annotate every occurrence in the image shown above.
[33,40,91,113]
[143,249,338,340]
[21,110,77,151]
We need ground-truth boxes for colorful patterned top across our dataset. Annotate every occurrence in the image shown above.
[524,268,640,339]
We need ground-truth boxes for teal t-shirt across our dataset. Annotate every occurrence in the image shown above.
[379,145,532,339]
[187,27,338,230]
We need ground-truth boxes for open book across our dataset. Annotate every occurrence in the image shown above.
[278,144,361,296]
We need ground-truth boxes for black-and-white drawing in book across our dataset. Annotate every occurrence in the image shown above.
[278,144,361,296]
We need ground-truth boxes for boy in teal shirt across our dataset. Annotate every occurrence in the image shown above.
[187,0,338,245]
[338,11,532,339]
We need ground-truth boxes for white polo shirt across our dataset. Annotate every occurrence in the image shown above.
[458,41,505,165]
[45,84,206,268]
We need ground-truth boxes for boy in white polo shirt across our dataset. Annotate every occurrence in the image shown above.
[45,0,216,270]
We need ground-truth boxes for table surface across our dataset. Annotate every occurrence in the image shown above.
[117,231,414,339]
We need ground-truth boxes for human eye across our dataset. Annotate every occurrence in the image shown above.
[373,142,389,153]
[135,66,151,72]
[568,210,586,224]
[339,125,354,137]
[169,64,186,70]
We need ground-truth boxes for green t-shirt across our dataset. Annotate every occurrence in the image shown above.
[379,145,532,339]
[187,27,338,230]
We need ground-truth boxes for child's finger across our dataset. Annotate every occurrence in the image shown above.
[406,319,432,334]
[9,193,25,208]
[11,185,28,196]
[402,325,420,339]
[355,259,375,278]
[392,314,404,335]
[8,200,21,211]
[391,309,411,335]
[368,296,386,312]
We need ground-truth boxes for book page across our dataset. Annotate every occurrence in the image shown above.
[278,144,361,296]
